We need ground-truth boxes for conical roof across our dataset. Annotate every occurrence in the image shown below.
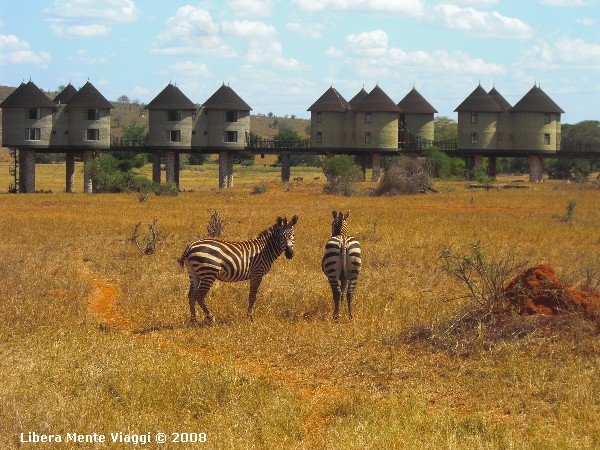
[349,87,368,107]
[488,87,511,111]
[202,84,251,111]
[397,87,437,113]
[53,84,78,104]
[454,84,502,112]
[67,81,113,109]
[511,85,564,113]
[147,83,196,110]
[307,86,350,112]
[0,81,55,108]
[353,85,401,112]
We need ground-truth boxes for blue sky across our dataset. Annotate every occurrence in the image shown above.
[1,0,599,123]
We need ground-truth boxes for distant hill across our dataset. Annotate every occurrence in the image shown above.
[1,85,310,140]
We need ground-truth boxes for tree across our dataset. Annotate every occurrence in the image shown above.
[434,116,458,142]
[117,94,130,104]
[321,155,362,196]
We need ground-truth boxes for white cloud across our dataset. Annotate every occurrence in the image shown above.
[286,22,326,38]
[522,37,600,71]
[0,34,51,66]
[292,0,425,15]
[45,0,137,37]
[228,0,272,16]
[539,0,591,5]
[555,37,600,66]
[575,17,596,26]
[432,4,532,39]
[221,20,277,39]
[171,61,210,77]
[329,29,505,78]
[152,5,236,57]
[246,41,307,70]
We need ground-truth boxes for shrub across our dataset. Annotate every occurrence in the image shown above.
[206,210,226,238]
[252,184,268,195]
[423,147,464,179]
[320,155,363,196]
[375,157,431,196]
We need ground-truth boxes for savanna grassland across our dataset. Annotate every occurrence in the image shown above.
[1,155,599,449]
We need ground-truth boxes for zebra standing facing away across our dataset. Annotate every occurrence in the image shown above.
[178,215,298,324]
[322,211,362,320]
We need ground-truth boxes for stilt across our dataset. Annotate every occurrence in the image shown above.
[23,149,36,193]
[371,153,381,182]
[281,152,291,182]
[219,151,228,189]
[152,151,161,184]
[174,152,180,189]
[487,156,497,178]
[529,155,543,182]
[83,150,94,193]
[357,154,367,181]
[66,153,75,193]
[227,153,234,188]
[165,151,175,184]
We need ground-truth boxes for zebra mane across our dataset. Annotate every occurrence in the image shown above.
[256,224,278,241]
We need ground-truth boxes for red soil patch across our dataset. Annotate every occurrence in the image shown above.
[505,264,600,317]
[87,275,130,331]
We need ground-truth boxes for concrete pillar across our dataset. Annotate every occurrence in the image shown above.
[227,153,234,188]
[65,153,75,193]
[281,152,291,182]
[174,153,180,189]
[487,156,497,178]
[18,150,26,193]
[529,155,543,182]
[357,154,367,181]
[23,149,36,193]
[83,150,94,193]
[372,153,381,182]
[219,151,228,189]
[466,154,483,180]
[165,151,175,184]
[152,152,161,184]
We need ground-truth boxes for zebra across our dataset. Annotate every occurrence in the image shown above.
[321,210,362,320]
[178,215,298,324]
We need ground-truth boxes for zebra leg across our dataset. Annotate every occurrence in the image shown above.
[194,276,217,324]
[346,279,358,319]
[247,275,263,322]
[329,279,342,320]
[187,272,199,324]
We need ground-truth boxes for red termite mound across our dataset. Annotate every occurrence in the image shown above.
[504,264,600,317]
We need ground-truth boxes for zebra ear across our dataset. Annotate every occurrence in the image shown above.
[276,216,284,226]
[290,215,298,226]
[344,211,350,220]
[332,211,338,219]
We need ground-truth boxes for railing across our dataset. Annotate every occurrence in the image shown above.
[110,136,149,148]
[560,139,600,154]
[245,132,311,150]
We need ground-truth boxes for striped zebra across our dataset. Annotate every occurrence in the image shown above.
[321,211,362,320]
[178,215,298,324]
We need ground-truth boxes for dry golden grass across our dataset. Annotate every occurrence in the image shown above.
[1,157,599,449]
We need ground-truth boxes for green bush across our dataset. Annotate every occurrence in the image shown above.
[320,155,363,196]
[424,147,465,179]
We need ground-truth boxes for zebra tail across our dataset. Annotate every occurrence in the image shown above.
[177,246,190,269]
[341,240,349,294]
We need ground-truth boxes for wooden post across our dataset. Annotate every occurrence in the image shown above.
[65,152,75,193]
[83,150,93,193]
[371,153,381,182]
[281,152,291,182]
[529,155,543,182]
[152,151,161,184]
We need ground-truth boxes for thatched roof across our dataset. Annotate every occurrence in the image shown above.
[147,83,196,110]
[512,85,564,113]
[353,85,401,112]
[488,87,511,111]
[53,84,78,104]
[397,88,437,114]
[0,81,55,108]
[454,85,502,113]
[307,86,350,112]
[202,84,252,111]
[67,81,113,109]
[348,87,368,107]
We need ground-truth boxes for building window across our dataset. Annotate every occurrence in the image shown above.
[470,132,478,144]
[365,112,372,123]
[223,131,238,143]
[167,110,181,121]
[84,129,100,141]
[87,109,99,120]
[28,108,41,119]
[25,128,41,140]
[544,134,551,145]
[165,130,181,142]
[365,132,372,144]
[544,113,551,124]
[224,111,238,122]
[316,132,322,143]
[471,112,478,124]
[316,112,322,123]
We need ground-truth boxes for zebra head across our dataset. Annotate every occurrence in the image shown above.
[276,215,298,259]
[331,210,350,237]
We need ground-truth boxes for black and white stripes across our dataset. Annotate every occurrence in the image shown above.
[321,211,362,319]
[178,215,298,324]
